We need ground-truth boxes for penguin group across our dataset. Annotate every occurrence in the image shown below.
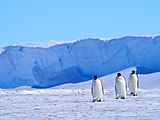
[91,70,139,102]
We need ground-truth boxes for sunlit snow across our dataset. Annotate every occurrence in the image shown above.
[0,68,160,119]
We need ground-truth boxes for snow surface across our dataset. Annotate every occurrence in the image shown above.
[0,68,160,120]
[0,36,160,88]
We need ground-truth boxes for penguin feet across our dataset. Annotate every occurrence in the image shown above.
[131,93,137,96]
[97,99,102,102]
[121,97,125,99]
[116,96,125,99]
[92,99,102,102]
[133,94,137,96]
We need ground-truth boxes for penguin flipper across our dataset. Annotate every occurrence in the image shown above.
[101,81,104,95]
[126,84,127,92]
[115,85,118,97]
[137,74,140,88]
[137,79,139,88]
[124,77,127,91]
[91,82,93,95]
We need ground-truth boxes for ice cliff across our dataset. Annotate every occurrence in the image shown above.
[0,36,160,88]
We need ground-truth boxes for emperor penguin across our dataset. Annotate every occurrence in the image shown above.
[91,75,104,102]
[128,70,139,96]
[115,73,127,99]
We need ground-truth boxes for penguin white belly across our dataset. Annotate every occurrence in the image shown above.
[116,80,126,97]
[92,81,103,99]
[129,75,138,94]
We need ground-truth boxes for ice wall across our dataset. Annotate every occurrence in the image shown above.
[0,36,160,88]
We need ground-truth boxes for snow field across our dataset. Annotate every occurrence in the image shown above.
[0,88,160,120]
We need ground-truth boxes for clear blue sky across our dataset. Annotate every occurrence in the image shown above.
[0,0,160,46]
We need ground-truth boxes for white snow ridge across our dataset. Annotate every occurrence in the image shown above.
[0,36,160,119]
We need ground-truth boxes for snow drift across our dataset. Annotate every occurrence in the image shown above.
[0,36,160,88]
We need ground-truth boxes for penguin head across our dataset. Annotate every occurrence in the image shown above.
[132,70,136,74]
[117,73,121,77]
[93,75,98,80]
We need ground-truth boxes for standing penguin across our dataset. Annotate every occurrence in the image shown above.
[128,70,139,96]
[115,73,127,99]
[91,75,104,102]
